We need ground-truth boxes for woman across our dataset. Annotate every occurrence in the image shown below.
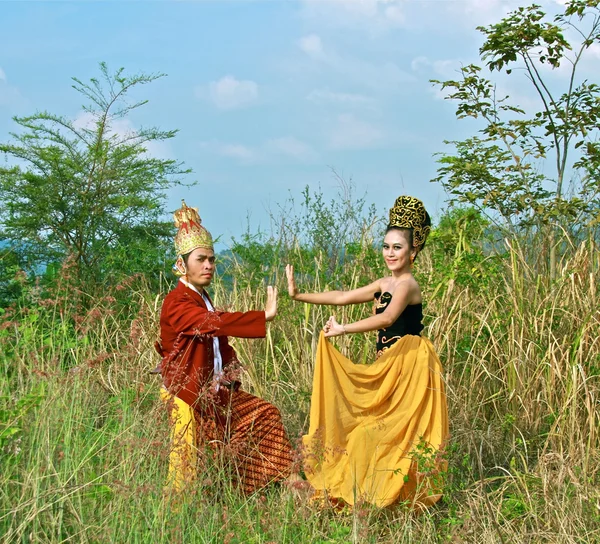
[286,195,448,509]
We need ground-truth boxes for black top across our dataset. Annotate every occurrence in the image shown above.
[374,291,424,356]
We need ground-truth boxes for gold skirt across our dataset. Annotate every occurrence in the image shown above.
[302,332,449,508]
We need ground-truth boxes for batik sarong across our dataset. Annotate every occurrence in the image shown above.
[161,387,293,494]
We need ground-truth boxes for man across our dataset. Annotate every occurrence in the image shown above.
[156,201,293,494]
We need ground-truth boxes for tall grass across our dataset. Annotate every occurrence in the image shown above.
[1,209,599,542]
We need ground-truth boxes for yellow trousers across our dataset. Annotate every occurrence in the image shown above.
[160,387,197,492]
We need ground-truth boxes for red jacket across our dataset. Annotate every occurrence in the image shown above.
[157,281,266,407]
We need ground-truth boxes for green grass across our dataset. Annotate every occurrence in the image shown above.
[1,236,599,543]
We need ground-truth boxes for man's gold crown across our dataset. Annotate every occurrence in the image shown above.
[173,200,213,256]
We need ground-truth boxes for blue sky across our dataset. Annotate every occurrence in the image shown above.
[0,0,588,249]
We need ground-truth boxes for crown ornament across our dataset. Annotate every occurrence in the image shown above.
[173,200,213,256]
[388,196,431,252]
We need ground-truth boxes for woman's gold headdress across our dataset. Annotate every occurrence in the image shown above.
[173,200,213,256]
[388,196,431,252]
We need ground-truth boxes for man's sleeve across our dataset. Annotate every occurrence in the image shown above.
[165,293,266,338]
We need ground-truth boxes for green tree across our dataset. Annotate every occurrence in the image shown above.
[432,0,600,277]
[0,245,28,307]
[0,62,190,287]
[425,206,502,293]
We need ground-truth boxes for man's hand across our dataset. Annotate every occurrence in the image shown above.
[323,315,346,337]
[265,285,278,322]
[285,264,298,299]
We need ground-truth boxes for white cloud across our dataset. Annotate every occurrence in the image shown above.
[0,84,23,108]
[447,0,521,26]
[589,43,600,59]
[72,111,97,131]
[298,0,562,34]
[384,4,405,25]
[531,29,600,80]
[300,0,406,32]
[328,113,383,150]
[360,60,415,91]
[143,140,174,160]
[298,34,324,58]
[410,56,429,72]
[0,67,26,110]
[411,56,464,79]
[266,136,317,160]
[200,136,317,164]
[204,76,259,110]
[297,38,414,93]
[410,56,474,100]
[73,112,135,137]
[445,0,566,29]
[408,22,591,87]
[218,143,256,162]
[429,86,452,101]
[307,88,376,108]
[72,111,173,158]
[73,112,137,141]
[431,59,463,79]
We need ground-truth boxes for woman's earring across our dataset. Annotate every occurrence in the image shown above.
[410,254,415,265]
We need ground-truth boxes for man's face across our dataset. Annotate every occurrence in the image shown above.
[184,247,216,289]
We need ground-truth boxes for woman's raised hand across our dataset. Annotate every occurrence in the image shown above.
[285,264,298,299]
[323,315,346,338]
[265,285,278,322]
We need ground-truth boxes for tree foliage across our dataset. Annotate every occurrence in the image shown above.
[0,63,190,286]
[432,0,600,274]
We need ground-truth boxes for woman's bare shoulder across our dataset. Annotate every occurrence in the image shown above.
[386,276,422,303]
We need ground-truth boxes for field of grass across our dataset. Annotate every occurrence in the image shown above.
[1,233,599,543]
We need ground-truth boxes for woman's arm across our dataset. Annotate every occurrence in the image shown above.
[323,280,418,337]
[285,264,380,306]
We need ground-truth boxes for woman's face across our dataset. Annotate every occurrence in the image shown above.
[382,229,415,273]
